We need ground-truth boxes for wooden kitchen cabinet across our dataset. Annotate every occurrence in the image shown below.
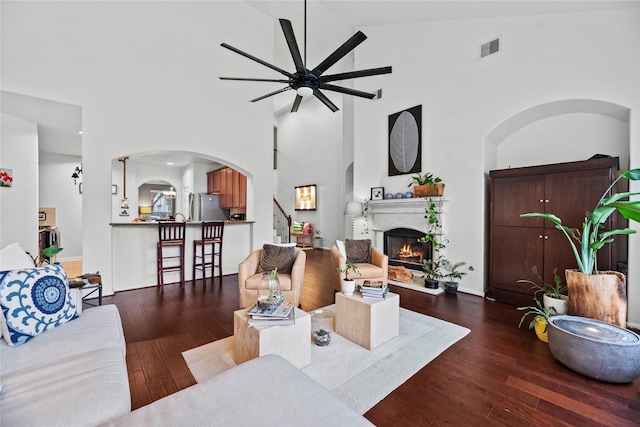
[487,157,619,306]
[209,166,246,209]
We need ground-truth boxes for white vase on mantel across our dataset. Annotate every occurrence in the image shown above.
[341,280,356,296]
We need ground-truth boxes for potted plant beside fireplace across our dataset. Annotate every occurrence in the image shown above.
[441,259,470,294]
[422,255,445,289]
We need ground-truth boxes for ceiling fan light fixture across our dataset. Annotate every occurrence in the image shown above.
[296,85,314,97]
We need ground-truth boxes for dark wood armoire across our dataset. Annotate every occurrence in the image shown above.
[487,157,620,306]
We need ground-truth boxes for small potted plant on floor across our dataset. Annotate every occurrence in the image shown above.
[517,266,568,315]
[441,259,469,294]
[517,299,557,343]
[408,172,445,197]
[422,255,445,289]
[336,263,360,296]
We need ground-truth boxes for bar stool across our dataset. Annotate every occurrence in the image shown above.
[157,222,186,288]
[192,221,224,285]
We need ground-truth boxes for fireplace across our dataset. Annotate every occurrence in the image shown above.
[384,228,433,271]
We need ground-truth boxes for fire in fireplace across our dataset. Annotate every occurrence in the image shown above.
[384,228,433,271]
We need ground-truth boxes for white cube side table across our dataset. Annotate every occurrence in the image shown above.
[334,291,400,349]
[233,307,311,368]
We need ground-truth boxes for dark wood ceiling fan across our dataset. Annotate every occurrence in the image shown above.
[219,1,392,113]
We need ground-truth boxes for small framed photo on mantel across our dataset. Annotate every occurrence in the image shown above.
[371,187,384,200]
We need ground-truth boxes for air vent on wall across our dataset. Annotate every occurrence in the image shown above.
[480,37,501,59]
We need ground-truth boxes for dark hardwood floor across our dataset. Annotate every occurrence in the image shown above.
[103,249,640,426]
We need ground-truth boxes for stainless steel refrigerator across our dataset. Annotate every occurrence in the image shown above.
[189,193,229,221]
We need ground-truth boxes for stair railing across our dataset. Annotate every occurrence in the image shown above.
[273,197,292,243]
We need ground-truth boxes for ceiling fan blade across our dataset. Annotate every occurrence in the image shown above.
[220,77,291,83]
[319,83,376,99]
[250,86,292,103]
[291,95,303,113]
[320,66,392,83]
[221,43,294,79]
[311,31,367,77]
[313,90,339,112]
[279,19,305,73]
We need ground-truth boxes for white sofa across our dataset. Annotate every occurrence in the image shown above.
[0,304,131,426]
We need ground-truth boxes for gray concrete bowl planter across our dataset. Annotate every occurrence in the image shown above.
[547,315,640,383]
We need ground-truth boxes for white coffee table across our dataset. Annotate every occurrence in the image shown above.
[334,291,400,349]
[233,307,311,368]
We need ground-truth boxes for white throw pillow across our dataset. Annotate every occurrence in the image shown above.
[0,242,35,270]
[0,263,78,346]
[336,240,347,260]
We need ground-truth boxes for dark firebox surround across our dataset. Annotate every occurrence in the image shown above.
[383,227,433,272]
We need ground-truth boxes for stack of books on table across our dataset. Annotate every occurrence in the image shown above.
[360,280,389,300]
[247,301,295,326]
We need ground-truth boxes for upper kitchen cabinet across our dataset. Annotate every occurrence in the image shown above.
[208,166,246,209]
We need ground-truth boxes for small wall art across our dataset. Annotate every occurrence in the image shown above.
[0,168,14,187]
[295,184,316,211]
[388,105,422,177]
[371,187,384,200]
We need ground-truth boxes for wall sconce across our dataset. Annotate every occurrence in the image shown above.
[71,164,82,185]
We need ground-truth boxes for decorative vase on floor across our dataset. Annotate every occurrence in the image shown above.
[565,269,627,327]
[341,279,356,296]
[543,294,569,315]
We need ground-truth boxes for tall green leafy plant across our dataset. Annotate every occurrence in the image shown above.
[521,169,640,274]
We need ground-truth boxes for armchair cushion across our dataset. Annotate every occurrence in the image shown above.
[345,239,372,263]
[258,244,296,274]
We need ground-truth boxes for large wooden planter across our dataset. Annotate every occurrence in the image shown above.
[413,183,444,197]
[565,269,627,328]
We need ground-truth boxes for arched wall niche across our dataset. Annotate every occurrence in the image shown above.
[485,99,631,171]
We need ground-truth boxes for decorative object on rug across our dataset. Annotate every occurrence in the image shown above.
[518,265,568,315]
[408,172,444,197]
[257,269,284,309]
[0,168,14,187]
[336,263,359,295]
[517,299,556,343]
[548,315,640,383]
[521,168,640,328]
[183,307,470,414]
[370,187,384,200]
[295,184,316,210]
[311,309,334,346]
[389,105,421,176]
[219,0,392,113]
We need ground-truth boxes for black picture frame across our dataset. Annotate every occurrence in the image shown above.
[371,187,384,200]
[389,104,422,176]
[295,184,317,211]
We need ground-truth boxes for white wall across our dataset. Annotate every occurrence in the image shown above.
[1,1,276,295]
[0,114,39,255]
[39,152,83,259]
[352,10,639,323]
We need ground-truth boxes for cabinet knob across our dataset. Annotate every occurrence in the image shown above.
[545,199,549,203]
[539,235,543,239]
[539,199,544,203]
[544,235,549,239]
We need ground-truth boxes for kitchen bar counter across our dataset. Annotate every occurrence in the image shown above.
[110,220,253,292]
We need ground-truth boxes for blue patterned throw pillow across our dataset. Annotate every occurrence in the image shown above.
[0,263,78,346]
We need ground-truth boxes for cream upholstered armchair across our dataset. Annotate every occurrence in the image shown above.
[330,239,388,292]
[238,245,306,309]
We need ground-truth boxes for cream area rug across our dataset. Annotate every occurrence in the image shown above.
[183,307,469,415]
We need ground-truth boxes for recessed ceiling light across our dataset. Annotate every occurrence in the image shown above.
[167,162,174,166]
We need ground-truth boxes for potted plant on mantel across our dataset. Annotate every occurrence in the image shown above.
[336,263,360,296]
[521,168,640,328]
[408,172,445,197]
[517,266,568,315]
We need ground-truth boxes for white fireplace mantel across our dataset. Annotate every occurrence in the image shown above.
[367,197,448,250]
